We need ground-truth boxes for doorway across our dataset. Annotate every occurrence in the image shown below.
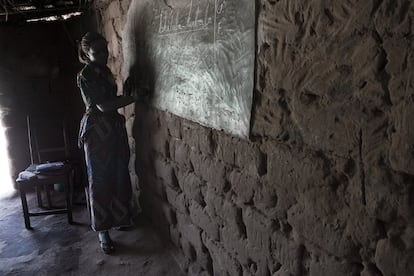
[0,111,13,198]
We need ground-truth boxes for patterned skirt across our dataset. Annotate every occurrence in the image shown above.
[79,110,132,231]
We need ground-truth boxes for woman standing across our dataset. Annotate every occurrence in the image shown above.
[77,32,134,254]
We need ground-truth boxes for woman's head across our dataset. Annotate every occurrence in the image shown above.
[78,32,109,65]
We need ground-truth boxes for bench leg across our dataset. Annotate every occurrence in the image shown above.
[35,185,43,208]
[45,184,52,208]
[65,173,73,224]
[19,186,32,230]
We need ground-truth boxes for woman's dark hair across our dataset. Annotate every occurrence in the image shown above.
[78,32,106,64]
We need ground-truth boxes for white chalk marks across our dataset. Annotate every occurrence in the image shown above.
[125,0,255,138]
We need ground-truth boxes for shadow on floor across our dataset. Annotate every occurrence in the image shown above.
[0,191,185,276]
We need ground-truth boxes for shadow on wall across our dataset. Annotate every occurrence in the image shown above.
[123,7,157,212]
[122,1,156,101]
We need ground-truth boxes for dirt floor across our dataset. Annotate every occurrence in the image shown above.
[0,190,185,276]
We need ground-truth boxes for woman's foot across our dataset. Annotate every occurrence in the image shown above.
[98,231,115,254]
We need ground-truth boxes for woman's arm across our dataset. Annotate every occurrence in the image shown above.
[123,75,150,102]
[96,95,134,112]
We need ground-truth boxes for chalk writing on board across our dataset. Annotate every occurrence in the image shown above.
[124,0,255,139]
[158,1,214,35]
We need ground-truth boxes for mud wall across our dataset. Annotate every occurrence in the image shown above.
[97,0,414,275]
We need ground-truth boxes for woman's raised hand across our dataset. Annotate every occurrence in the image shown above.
[123,76,150,102]
[123,76,134,97]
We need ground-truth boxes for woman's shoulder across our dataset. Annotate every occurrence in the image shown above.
[78,63,103,80]
[78,64,92,80]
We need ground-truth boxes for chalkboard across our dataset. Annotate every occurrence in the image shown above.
[123,0,255,138]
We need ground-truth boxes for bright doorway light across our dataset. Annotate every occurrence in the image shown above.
[0,111,14,198]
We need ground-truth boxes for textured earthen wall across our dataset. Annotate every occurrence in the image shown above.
[98,0,414,275]
[95,0,142,211]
